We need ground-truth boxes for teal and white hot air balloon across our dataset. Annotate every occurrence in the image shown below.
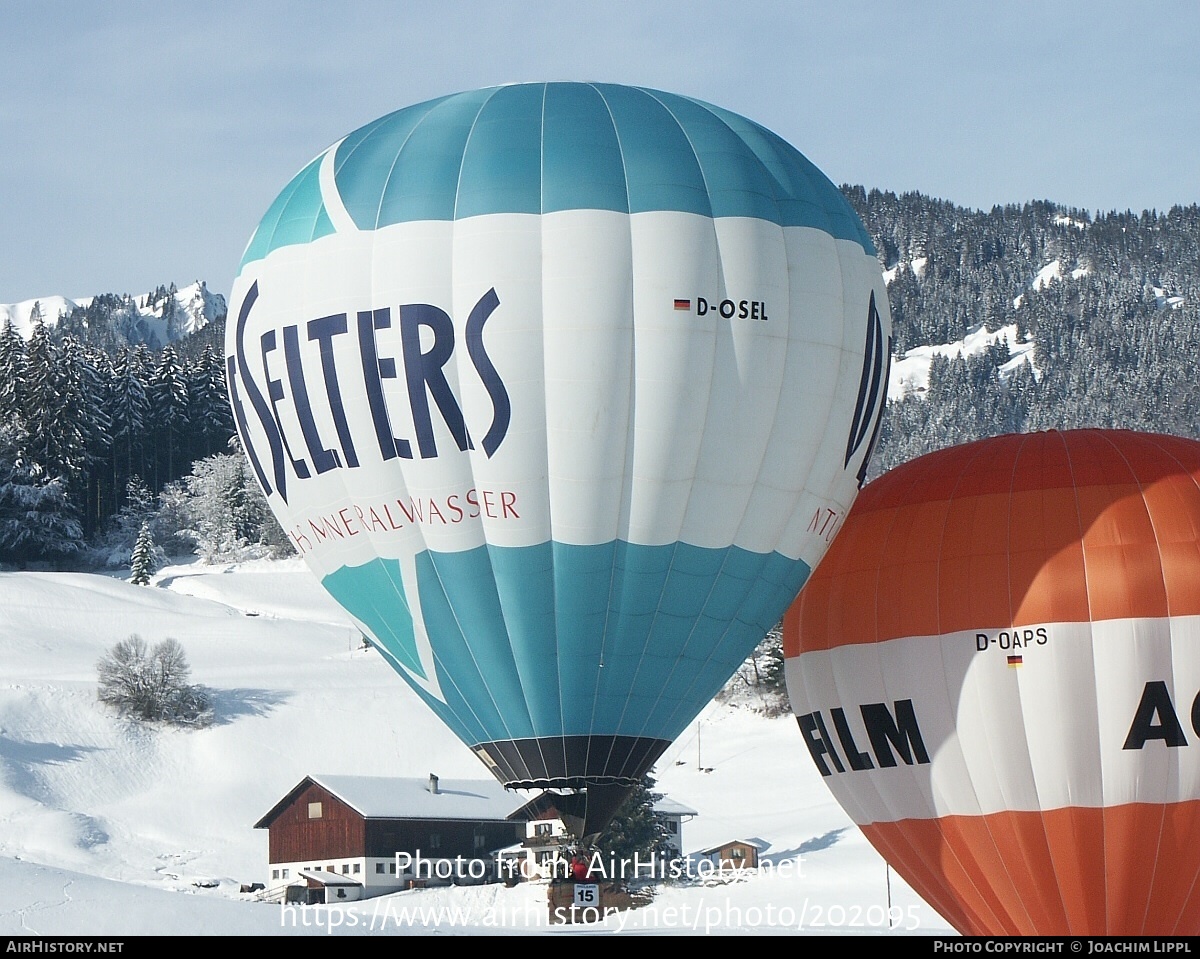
[226,82,890,834]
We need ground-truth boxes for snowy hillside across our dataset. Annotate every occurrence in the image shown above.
[0,559,949,936]
[0,281,225,344]
[887,323,1037,401]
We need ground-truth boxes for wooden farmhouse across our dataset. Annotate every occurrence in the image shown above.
[255,773,527,901]
[692,838,767,872]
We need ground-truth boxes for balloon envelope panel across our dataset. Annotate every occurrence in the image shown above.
[785,429,1200,934]
[228,82,889,791]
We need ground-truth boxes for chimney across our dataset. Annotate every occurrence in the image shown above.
[428,773,439,795]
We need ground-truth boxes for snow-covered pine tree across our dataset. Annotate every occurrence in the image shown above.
[129,523,155,585]
[109,349,150,491]
[593,774,673,869]
[147,345,189,487]
[187,344,235,462]
[80,346,116,532]
[0,321,26,420]
[0,417,84,565]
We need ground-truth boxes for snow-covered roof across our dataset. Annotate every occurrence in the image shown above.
[306,774,525,821]
[296,869,361,887]
[692,837,770,856]
[654,796,698,818]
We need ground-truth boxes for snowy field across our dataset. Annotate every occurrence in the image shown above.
[0,559,951,936]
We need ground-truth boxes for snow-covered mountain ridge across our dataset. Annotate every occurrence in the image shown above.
[0,281,225,347]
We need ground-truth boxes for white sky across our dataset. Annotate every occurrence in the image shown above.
[3,0,1198,303]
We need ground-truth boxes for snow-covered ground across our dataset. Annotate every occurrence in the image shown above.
[0,559,952,936]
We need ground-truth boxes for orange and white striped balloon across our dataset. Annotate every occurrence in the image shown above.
[784,429,1200,935]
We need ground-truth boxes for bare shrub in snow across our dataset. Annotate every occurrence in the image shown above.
[97,636,213,727]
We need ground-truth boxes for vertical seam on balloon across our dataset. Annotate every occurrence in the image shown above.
[1063,430,1095,633]
[1106,430,1175,620]
[1008,430,1068,932]
[415,541,526,746]
[657,242,873,744]
[868,820,1003,934]
[365,226,522,756]
[338,97,461,222]
[452,88,503,223]
[414,86,535,758]
[1004,435,1042,828]
[655,94,785,553]
[302,207,392,743]
[1061,427,1112,930]
[657,88,787,554]
[610,87,719,755]
[966,434,1040,933]
[626,90,778,747]
[1059,429,1107,891]
[358,108,431,230]
[422,462,531,738]
[328,109,410,228]
[766,227,818,557]
[929,439,1029,929]
[581,82,635,784]
[1133,433,1200,933]
[1100,429,1172,933]
[798,237,852,501]
[683,95,843,244]
[255,165,310,266]
[785,238,866,556]
[532,80,561,792]
[347,119,486,729]
[361,539,502,745]
[875,452,1026,933]
[827,634,902,850]
[1005,433,1023,642]
[376,557,468,712]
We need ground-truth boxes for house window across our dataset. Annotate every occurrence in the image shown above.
[327,864,335,872]
[341,864,349,874]
[474,832,487,849]
[667,820,678,833]
[282,869,289,879]
[376,863,385,874]
[389,863,396,874]
[353,863,361,874]
[429,833,441,849]
[308,802,323,819]
[535,822,553,836]
[272,869,279,879]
